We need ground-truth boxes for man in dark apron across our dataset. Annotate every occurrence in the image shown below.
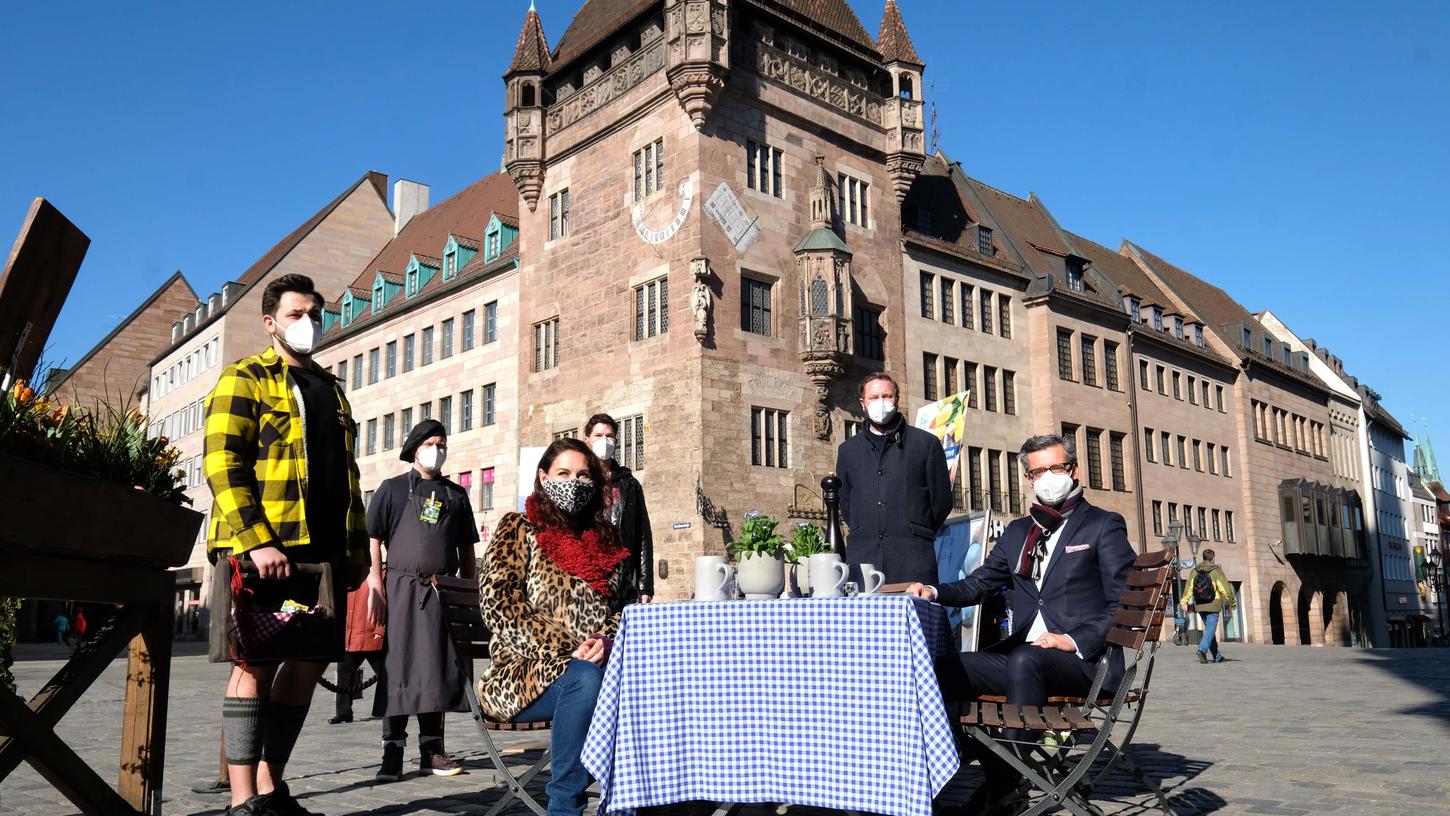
[363,418,478,781]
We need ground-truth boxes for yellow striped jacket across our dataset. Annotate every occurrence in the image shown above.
[203,346,367,565]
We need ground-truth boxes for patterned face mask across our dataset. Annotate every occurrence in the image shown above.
[542,478,595,515]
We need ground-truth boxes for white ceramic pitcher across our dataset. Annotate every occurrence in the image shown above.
[859,563,887,596]
[808,553,850,597]
[694,555,734,601]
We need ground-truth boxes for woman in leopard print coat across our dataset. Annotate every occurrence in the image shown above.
[478,438,638,816]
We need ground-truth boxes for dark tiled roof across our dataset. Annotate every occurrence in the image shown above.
[902,154,971,245]
[451,235,481,251]
[551,0,657,74]
[412,253,444,268]
[753,0,878,56]
[1070,233,1171,308]
[378,272,404,285]
[509,7,552,75]
[875,0,920,64]
[965,180,1072,281]
[334,172,519,309]
[1124,242,1267,355]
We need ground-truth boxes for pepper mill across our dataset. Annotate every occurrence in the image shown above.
[821,473,845,558]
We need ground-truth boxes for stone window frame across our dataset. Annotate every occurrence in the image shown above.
[482,384,496,426]
[634,138,665,202]
[548,188,571,241]
[634,276,670,341]
[741,274,775,338]
[750,406,790,468]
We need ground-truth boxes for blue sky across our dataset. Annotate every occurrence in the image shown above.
[3,1,1447,466]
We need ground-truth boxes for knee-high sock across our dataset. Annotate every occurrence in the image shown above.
[260,701,310,766]
[223,697,265,766]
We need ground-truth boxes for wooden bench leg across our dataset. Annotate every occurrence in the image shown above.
[119,600,172,814]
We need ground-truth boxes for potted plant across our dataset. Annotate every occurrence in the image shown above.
[787,522,831,596]
[0,380,200,567]
[727,511,786,600]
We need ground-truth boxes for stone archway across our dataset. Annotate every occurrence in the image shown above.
[1323,591,1351,646]
[1269,582,1287,644]
[1308,591,1326,646]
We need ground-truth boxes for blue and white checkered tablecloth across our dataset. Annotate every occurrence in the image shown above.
[582,596,959,816]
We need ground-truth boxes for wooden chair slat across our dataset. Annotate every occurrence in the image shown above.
[1062,707,1097,731]
[1118,589,1159,608]
[1132,549,1174,568]
[978,694,1007,704]
[436,588,481,608]
[449,622,490,642]
[1001,706,1025,730]
[1107,627,1147,650]
[1041,706,1073,730]
[1047,692,1140,706]
[484,719,553,731]
[1019,705,1050,731]
[979,703,1003,728]
[443,606,485,625]
[432,575,476,592]
[1126,566,1170,587]
[1113,608,1164,628]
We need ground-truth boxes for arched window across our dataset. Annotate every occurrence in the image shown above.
[521,82,536,107]
[899,74,914,100]
[811,277,829,316]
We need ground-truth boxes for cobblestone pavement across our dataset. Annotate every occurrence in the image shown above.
[4,641,1449,815]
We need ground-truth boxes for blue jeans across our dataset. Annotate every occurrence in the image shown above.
[1198,611,1221,658]
[515,659,605,816]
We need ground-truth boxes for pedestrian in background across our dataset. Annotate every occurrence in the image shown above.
[1181,548,1235,663]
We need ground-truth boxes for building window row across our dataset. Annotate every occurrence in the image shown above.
[1062,423,1131,493]
[751,407,789,468]
[331,302,500,393]
[1142,428,1233,477]
[922,353,1016,414]
[1252,400,1327,458]
[1057,328,1121,392]
[359,384,500,457]
[1140,359,1226,411]
[153,337,220,398]
[1151,500,1236,543]
[151,397,208,442]
[746,140,784,198]
[1123,296,1207,349]
[918,271,1012,339]
[963,447,1024,515]
[838,173,870,227]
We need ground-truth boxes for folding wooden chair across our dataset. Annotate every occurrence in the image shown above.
[433,575,554,816]
[956,550,1177,816]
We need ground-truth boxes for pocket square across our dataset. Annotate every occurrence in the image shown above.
[1065,544,1090,553]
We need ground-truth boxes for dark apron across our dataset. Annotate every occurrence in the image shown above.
[372,476,466,717]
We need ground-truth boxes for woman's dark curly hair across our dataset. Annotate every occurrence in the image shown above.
[531,437,617,537]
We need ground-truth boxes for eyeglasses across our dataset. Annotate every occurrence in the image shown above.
[1024,462,1075,480]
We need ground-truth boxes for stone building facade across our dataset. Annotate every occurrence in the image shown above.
[47,272,198,411]
[312,173,524,544]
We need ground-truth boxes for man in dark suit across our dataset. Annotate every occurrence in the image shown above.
[835,372,953,586]
[908,433,1135,815]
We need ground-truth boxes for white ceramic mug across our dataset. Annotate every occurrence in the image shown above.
[694,555,734,601]
[809,553,850,597]
[859,563,886,596]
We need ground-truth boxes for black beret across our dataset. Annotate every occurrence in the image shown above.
[400,418,447,462]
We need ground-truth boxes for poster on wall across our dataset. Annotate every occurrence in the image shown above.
[914,389,971,484]
[935,510,991,652]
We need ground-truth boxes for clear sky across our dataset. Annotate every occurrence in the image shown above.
[3,1,1447,466]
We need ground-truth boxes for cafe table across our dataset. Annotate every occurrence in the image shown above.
[582,596,960,816]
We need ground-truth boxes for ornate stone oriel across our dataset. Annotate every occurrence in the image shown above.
[795,157,854,441]
[505,8,550,211]
[665,0,730,130]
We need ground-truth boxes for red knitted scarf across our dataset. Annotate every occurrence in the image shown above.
[526,495,629,596]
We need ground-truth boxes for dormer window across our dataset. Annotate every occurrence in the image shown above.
[444,249,458,281]
[486,224,501,260]
[1065,259,1084,293]
[1194,324,1205,348]
[1126,297,1141,323]
[1242,327,1252,348]
[342,294,355,327]
[1152,307,1163,332]
[372,279,384,312]
[406,264,419,296]
[1173,316,1184,340]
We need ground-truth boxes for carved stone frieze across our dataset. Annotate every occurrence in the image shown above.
[546,39,667,135]
[750,39,884,126]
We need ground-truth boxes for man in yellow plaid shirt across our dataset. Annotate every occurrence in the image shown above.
[205,273,367,816]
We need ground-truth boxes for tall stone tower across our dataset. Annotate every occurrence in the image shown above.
[504,3,550,212]
[504,0,923,599]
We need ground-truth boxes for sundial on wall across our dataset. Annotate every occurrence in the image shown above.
[632,179,694,245]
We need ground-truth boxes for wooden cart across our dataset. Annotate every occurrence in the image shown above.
[0,454,203,815]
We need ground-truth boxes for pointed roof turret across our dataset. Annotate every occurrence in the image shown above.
[795,156,851,255]
[508,4,551,76]
[876,0,922,66]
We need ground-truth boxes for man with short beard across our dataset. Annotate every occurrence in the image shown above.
[834,371,952,586]
[205,273,368,816]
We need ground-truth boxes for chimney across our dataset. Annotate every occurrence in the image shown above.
[393,179,430,236]
[207,292,222,316]
[172,321,184,343]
